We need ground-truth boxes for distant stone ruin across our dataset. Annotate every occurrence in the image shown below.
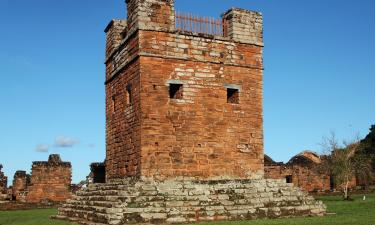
[55,0,326,224]
[26,154,72,203]
[0,165,8,200]
[265,151,356,192]
[4,154,72,204]
[12,170,30,202]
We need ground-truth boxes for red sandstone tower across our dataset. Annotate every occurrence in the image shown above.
[56,2,326,223]
[105,0,264,181]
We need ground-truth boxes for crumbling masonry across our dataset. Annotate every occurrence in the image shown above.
[26,154,72,203]
[55,1,326,224]
[265,151,357,192]
[0,164,8,199]
[12,170,30,202]
[265,152,331,192]
[8,154,72,204]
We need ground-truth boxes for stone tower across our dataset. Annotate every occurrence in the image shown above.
[55,1,326,224]
[105,0,264,181]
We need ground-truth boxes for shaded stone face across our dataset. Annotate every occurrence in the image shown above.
[12,171,29,202]
[104,0,264,181]
[26,154,72,203]
[0,164,7,195]
[90,162,106,183]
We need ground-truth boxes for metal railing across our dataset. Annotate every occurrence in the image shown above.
[175,12,227,36]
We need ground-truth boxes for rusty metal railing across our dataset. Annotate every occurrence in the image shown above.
[175,12,227,36]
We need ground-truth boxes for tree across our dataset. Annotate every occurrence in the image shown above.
[352,152,373,190]
[353,125,375,189]
[360,125,375,169]
[320,132,372,200]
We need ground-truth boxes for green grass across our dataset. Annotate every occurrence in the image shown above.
[196,194,375,225]
[0,194,374,225]
[0,208,72,225]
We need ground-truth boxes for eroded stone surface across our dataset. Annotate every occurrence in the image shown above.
[56,1,327,224]
[264,152,356,192]
[12,171,29,202]
[0,165,8,200]
[26,154,72,203]
[104,0,264,181]
[55,178,326,224]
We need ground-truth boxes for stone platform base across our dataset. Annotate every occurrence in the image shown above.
[54,178,326,224]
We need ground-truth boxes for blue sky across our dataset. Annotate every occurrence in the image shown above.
[0,0,374,184]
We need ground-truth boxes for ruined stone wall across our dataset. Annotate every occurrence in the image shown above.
[0,164,7,194]
[265,153,333,192]
[105,0,264,180]
[265,164,331,192]
[288,165,331,192]
[264,164,290,180]
[26,154,72,203]
[12,171,29,202]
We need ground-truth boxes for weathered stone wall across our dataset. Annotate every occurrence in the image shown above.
[105,57,141,179]
[56,178,325,225]
[55,1,327,224]
[105,20,128,62]
[126,0,175,34]
[0,164,7,194]
[105,0,264,180]
[0,164,8,200]
[264,152,358,192]
[26,154,72,203]
[12,171,29,202]
[288,166,330,192]
[223,8,263,46]
[265,164,331,192]
[139,54,263,179]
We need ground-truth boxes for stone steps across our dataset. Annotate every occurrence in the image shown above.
[67,199,118,208]
[53,215,109,225]
[56,181,139,224]
[54,178,326,225]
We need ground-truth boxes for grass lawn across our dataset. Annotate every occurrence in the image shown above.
[0,208,71,225]
[0,194,374,225]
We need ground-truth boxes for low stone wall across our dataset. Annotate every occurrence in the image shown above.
[0,201,56,211]
[54,178,326,225]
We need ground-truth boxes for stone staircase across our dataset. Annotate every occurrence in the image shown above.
[54,178,326,225]
[55,183,130,224]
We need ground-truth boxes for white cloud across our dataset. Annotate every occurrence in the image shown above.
[36,144,49,152]
[55,136,79,148]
